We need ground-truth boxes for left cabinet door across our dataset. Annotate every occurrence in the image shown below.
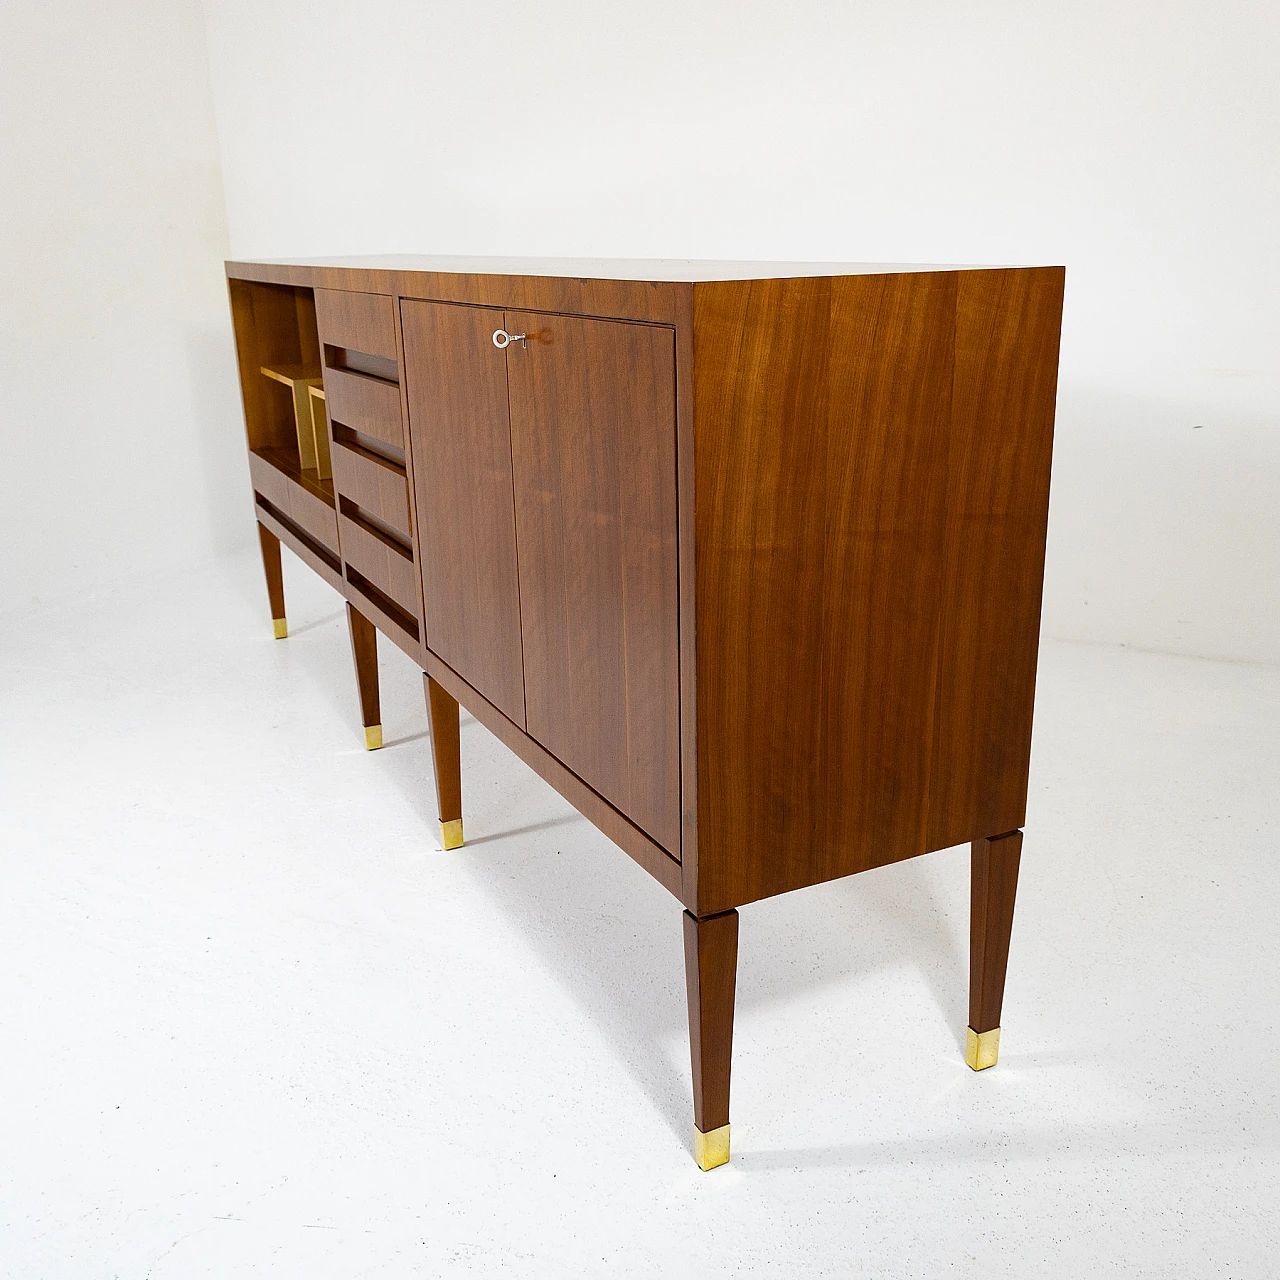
[401,300,527,728]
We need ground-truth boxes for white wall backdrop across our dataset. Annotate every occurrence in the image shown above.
[199,0,1279,664]
[0,0,241,616]
[5,1,1275,663]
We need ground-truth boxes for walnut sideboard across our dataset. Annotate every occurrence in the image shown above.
[225,255,1065,1170]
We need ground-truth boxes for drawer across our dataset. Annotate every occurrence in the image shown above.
[248,450,340,554]
[331,440,412,541]
[338,513,420,617]
[247,450,290,513]
[289,481,340,551]
[314,288,398,363]
[324,366,403,451]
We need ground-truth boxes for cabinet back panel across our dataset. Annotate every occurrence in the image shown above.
[506,311,681,858]
[401,299,527,728]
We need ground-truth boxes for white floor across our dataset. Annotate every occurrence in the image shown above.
[2,549,1277,1278]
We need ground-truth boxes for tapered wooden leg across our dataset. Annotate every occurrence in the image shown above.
[683,908,738,1170]
[967,829,1023,1070]
[424,674,463,849]
[257,523,287,639]
[346,603,382,750]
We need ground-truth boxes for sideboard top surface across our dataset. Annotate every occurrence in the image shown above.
[226,255,1044,284]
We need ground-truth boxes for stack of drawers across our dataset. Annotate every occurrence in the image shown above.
[314,289,423,648]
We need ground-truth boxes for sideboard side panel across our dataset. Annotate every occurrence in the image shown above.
[692,278,832,912]
[925,267,1065,850]
[693,268,1063,912]
[820,272,958,880]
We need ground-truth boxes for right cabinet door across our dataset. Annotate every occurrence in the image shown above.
[505,311,681,856]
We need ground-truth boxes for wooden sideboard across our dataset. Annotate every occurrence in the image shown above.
[226,256,1065,1170]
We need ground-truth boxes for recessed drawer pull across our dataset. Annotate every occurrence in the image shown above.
[492,329,526,350]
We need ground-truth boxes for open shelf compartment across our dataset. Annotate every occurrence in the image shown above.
[230,279,341,559]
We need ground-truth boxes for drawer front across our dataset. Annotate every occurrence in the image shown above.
[324,366,403,450]
[331,441,412,541]
[247,451,290,513]
[289,482,340,552]
[338,513,419,617]
[248,451,339,554]
[314,289,398,363]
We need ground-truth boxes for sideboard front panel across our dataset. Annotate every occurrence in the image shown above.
[401,299,528,729]
[505,311,681,857]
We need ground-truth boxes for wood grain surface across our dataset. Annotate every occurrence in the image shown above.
[337,512,419,618]
[229,260,1063,920]
[692,277,831,910]
[693,269,1063,912]
[401,299,528,728]
[341,569,424,665]
[425,674,463,827]
[821,273,957,880]
[231,260,687,327]
[247,450,339,554]
[926,269,1065,850]
[423,649,683,898]
[315,287,398,362]
[330,439,412,541]
[970,829,1022,1033]
[229,280,314,456]
[257,523,285,624]
[346,602,381,731]
[683,908,739,1133]
[253,501,343,592]
[322,367,404,452]
[505,310,681,857]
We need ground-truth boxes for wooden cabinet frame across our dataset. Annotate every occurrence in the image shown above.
[226,256,1065,1169]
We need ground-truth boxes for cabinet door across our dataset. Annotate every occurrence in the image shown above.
[401,300,526,727]
[505,311,681,855]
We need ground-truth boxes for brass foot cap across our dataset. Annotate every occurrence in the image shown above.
[965,1026,1001,1071]
[364,724,383,751]
[272,618,288,639]
[440,818,464,851]
[694,1124,730,1171]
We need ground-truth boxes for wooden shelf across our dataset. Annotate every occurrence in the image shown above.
[260,363,327,475]
[260,363,321,387]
